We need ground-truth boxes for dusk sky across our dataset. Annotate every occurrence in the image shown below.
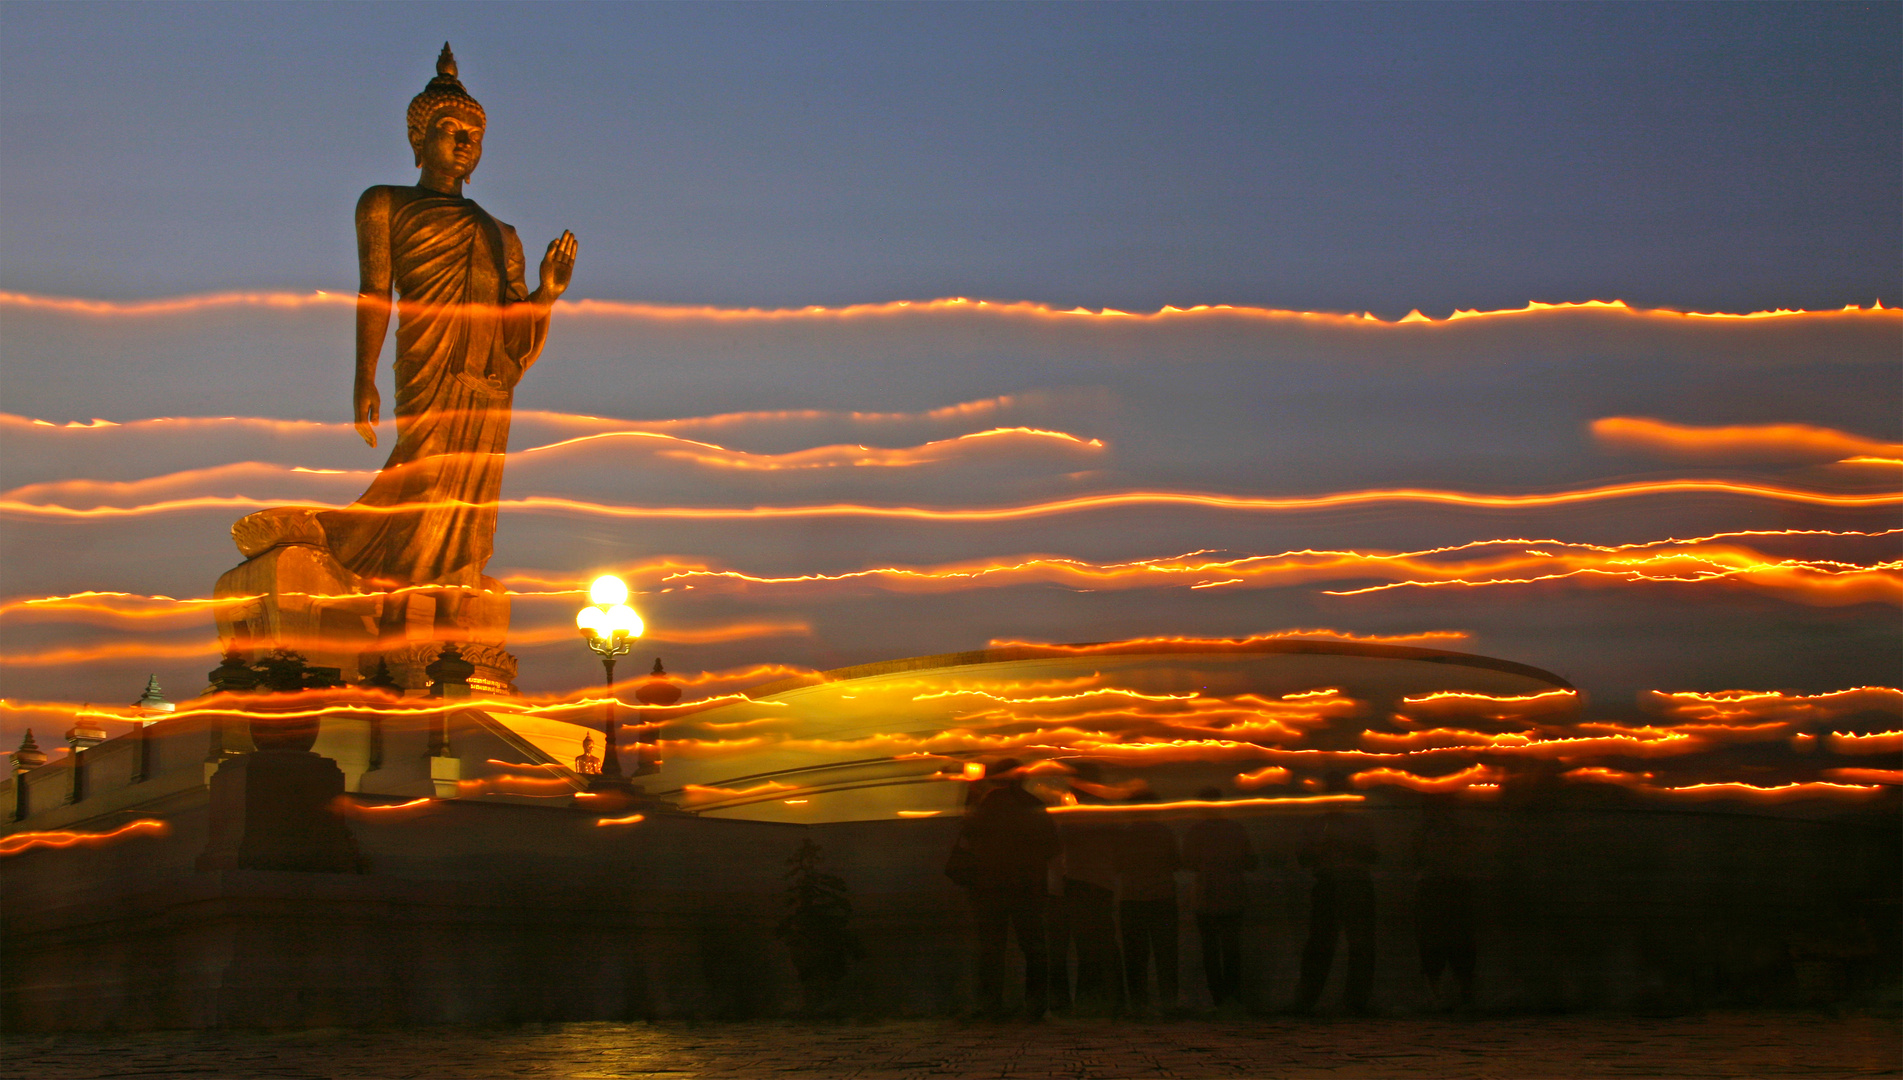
[1,2,1898,745]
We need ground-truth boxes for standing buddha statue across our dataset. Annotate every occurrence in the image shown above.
[212,44,577,695]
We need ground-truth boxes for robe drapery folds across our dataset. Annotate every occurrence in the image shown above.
[320,193,545,590]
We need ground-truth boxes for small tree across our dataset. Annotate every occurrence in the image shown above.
[776,838,864,1016]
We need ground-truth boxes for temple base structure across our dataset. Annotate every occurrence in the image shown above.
[196,750,363,874]
[212,507,518,696]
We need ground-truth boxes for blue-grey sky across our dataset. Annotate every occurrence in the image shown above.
[3,1,1898,314]
[0,2,1898,737]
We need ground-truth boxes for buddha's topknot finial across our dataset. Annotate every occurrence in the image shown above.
[407,41,485,146]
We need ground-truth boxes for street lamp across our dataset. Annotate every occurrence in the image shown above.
[576,574,643,782]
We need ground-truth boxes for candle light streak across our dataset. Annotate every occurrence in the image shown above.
[0,819,170,856]
[1592,416,1903,464]
[1234,766,1292,789]
[5,477,1897,522]
[3,289,1890,324]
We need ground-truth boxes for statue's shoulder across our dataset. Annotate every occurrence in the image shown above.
[355,184,405,220]
[358,184,455,218]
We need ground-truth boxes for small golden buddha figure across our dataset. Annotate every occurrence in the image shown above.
[574,734,602,776]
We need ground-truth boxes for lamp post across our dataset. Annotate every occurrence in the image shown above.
[576,574,643,783]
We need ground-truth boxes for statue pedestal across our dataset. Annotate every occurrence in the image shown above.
[196,751,363,873]
[212,507,518,695]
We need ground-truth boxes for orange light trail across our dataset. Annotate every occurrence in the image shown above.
[0,395,1029,439]
[1361,728,1510,750]
[1829,731,1903,753]
[5,478,1896,521]
[986,631,1469,652]
[682,780,800,803]
[545,529,1901,606]
[1395,690,1581,723]
[1326,557,1902,606]
[0,637,228,666]
[4,427,1108,504]
[1647,781,1887,800]
[0,818,170,856]
[1350,765,1504,792]
[5,289,1888,324]
[0,616,809,666]
[1645,688,1903,726]
[1823,769,1903,784]
[1234,766,1292,789]
[350,797,435,813]
[594,813,647,826]
[517,426,1103,470]
[0,590,252,623]
[1592,416,1903,464]
[1048,794,1365,814]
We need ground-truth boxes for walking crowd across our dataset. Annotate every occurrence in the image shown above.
[945,761,1476,1021]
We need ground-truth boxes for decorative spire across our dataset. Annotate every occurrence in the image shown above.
[426,642,475,699]
[407,41,485,144]
[66,713,107,752]
[208,650,259,694]
[364,657,401,694]
[636,657,683,707]
[11,729,47,771]
[133,674,175,713]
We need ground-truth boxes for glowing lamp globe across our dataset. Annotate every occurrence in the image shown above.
[575,605,606,636]
[602,604,644,639]
[589,574,630,607]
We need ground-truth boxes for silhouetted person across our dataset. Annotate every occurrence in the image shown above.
[1296,776,1378,1014]
[1050,776,1125,1014]
[1116,794,1182,1012]
[1184,786,1257,1009]
[948,759,1059,1019]
[1413,795,1477,1010]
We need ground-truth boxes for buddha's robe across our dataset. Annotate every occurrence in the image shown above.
[320,192,544,589]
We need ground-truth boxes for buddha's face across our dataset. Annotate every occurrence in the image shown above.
[413,108,485,181]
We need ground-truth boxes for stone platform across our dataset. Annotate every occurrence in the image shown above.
[3,778,1897,1030]
[6,1013,1900,1079]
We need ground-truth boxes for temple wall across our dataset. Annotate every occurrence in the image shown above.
[4,758,1896,1030]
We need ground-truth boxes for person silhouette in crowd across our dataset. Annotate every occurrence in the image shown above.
[946,759,1060,1019]
[1184,786,1257,1011]
[1296,773,1379,1014]
[1049,766,1126,1015]
[1116,792,1183,1014]
[1413,794,1478,1010]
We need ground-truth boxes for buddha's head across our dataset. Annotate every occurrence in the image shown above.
[407,43,486,180]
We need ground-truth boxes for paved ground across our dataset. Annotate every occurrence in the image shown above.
[5,1013,1898,1079]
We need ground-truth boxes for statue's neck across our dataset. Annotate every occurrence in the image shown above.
[416,169,464,198]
